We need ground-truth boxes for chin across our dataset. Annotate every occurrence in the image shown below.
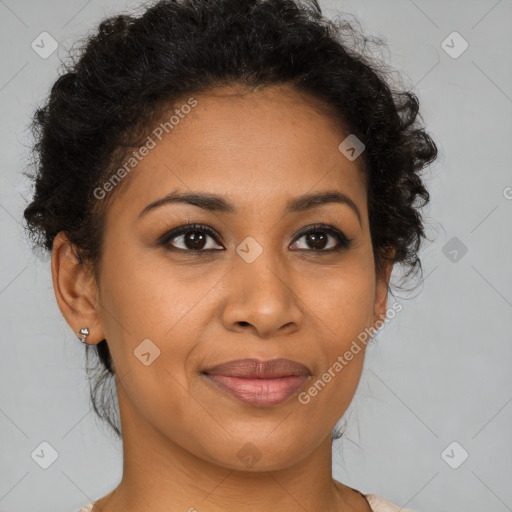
[198,433,317,472]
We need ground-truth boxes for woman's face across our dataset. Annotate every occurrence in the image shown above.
[82,84,391,470]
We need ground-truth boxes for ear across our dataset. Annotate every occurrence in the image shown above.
[51,231,105,344]
[372,248,395,326]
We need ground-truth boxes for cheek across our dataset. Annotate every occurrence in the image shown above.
[97,240,224,409]
[95,242,191,381]
[96,246,202,435]
[301,258,376,340]
[296,260,375,403]
[98,239,206,340]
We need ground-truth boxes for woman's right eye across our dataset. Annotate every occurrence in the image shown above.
[158,224,224,252]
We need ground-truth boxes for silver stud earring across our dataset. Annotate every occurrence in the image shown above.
[77,327,90,344]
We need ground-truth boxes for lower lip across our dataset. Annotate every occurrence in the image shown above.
[203,374,310,407]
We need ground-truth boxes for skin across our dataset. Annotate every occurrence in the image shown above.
[52,84,393,512]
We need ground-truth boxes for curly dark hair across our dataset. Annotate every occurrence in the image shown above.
[22,0,438,440]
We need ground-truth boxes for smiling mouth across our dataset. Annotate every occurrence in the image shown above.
[201,358,312,407]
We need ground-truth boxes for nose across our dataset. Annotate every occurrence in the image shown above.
[219,252,304,338]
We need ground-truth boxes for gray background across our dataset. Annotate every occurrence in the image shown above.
[1,0,511,511]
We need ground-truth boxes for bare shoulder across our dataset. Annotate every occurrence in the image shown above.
[76,504,94,512]
[365,494,418,512]
[334,480,418,512]
[334,481,373,511]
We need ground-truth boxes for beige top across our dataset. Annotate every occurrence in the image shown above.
[77,493,417,511]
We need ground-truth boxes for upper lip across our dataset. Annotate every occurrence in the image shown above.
[202,358,312,378]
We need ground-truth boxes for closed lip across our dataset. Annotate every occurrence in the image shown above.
[201,357,312,407]
[202,358,312,378]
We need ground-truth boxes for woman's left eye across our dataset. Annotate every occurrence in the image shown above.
[290,224,353,252]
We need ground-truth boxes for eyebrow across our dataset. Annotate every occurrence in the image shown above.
[138,189,362,226]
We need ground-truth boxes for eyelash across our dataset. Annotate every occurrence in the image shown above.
[157,223,353,254]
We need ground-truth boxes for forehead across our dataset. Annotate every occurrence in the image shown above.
[105,84,367,221]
